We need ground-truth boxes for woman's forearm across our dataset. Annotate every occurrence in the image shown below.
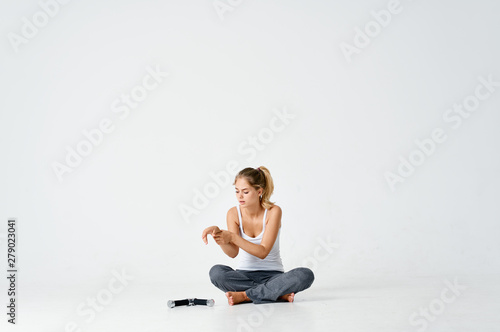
[220,242,239,258]
[230,233,267,259]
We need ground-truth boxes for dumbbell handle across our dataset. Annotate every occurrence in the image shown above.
[193,298,214,306]
[168,298,214,308]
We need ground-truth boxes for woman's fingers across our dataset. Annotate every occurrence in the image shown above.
[202,226,217,244]
[201,228,210,244]
[213,232,228,245]
[214,237,223,245]
[202,226,225,245]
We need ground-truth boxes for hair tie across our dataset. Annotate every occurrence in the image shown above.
[257,167,261,172]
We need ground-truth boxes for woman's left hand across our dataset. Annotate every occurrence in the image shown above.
[213,230,233,245]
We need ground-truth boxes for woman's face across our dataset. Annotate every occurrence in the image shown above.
[235,177,262,207]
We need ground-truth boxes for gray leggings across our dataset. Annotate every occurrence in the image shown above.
[209,264,314,304]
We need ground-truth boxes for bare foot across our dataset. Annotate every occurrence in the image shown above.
[225,291,251,305]
[278,292,295,302]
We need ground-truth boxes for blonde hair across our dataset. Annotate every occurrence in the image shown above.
[234,166,275,209]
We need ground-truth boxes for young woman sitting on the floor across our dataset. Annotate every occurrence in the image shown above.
[202,166,314,305]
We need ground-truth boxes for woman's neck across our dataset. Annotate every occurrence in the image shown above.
[241,204,264,219]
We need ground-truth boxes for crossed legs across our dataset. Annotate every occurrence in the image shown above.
[209,264,314,305]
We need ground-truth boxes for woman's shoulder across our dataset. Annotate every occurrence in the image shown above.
[227,206,239,215]
[266,205,282,228]
[226,206,239,225]
[268,204,282,213]
[267,204,282,219]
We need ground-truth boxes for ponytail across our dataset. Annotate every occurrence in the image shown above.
[257,166,275,209]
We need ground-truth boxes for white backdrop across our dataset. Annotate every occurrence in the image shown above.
[1,0,499,325]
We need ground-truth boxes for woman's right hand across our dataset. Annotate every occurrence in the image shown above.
[202,226,221,244]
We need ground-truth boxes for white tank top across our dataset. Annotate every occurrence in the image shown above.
[236,205,284,272]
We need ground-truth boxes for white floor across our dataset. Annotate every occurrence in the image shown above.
[4,274,500,332]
